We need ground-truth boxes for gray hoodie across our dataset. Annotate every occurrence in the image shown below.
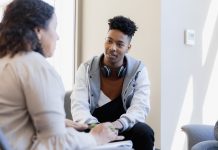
[71,54,151,131]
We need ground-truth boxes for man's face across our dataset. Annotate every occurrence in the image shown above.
[104,29,131,68]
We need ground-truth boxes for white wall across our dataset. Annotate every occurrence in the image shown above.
[76,0,161,148]
[161,0,218,149]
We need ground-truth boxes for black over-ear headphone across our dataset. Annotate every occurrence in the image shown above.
[100,65,127,78]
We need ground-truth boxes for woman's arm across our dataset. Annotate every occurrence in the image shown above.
[19,57,122,149]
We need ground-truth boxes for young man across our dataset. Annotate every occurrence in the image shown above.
[71,16,154,150]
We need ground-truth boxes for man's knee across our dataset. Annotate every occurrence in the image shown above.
[133,122,154,141]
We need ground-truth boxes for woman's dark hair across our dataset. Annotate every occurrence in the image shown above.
[0,0,54,58]
[108,16,138,39]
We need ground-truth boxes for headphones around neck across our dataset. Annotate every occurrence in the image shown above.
[100,64,127,78]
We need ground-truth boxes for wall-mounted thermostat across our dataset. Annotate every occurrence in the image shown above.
[184,29,195,46]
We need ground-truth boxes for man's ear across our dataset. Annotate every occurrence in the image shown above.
[34,27,42,40]
[127,44,131,52]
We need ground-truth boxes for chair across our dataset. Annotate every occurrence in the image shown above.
[0,129,11,150]
[64,91,73,120]
[182,121,218,150]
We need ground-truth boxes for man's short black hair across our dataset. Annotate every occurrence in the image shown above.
[108,16,138,38]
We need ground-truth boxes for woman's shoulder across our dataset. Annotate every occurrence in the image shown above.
[12,51,50,69]
[14,51,46,63]
[8,51,56,77]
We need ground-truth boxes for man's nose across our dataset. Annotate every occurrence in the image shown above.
[109,43,117,51]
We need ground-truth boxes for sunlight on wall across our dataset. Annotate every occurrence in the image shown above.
[0,1,11,19]
[202,0,218,65]
[203,47,218,125]
[0,7,3,19]
[171,76,194,150]
[0,0,12,6]
[201,0,218,125]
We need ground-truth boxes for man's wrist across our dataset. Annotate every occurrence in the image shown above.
[112,120,123,131]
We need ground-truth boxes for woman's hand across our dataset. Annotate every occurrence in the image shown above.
[65,119,88,131]
[90,122,124,145]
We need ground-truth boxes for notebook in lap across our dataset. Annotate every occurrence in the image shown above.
[90,140,133,150]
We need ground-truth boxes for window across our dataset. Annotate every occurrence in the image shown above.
[0,0,76,91]
[46,0,76,91]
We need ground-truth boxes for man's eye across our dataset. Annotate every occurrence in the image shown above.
[117,43,124,48]
[107,40,113,43]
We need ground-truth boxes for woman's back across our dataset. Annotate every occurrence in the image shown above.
[0,51,66,149]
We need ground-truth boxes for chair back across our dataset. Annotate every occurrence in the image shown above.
[64,91,73,120]
[214,121,218,140]
[182,124,215,150]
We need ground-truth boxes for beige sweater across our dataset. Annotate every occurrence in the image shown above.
[0,51,96,150]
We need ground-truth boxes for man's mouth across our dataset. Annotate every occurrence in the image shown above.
[107,53,117,59]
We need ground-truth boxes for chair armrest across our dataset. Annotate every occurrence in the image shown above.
[181,124,215,150]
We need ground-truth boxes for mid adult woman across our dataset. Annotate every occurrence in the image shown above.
[0,0,123,149]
